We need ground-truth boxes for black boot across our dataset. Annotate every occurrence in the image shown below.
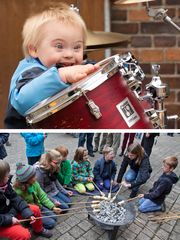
[129,190,138,198]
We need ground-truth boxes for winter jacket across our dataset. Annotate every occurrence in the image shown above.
[117,153,152,188]
[14,181,55,210]
[0,181,33,227]
[72,160,93,184]
[4,56,69,128]
[93,157,117,182]
[144,171,179,205]
[57,160,72,186]
[0,133,9,159]
[35,163,68,204]
[20,133,45,157]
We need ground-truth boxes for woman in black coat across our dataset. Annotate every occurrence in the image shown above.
[117,142,152,198]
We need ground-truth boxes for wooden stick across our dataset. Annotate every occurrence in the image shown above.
[65,186,95,196]
[110,184,122,202]
[108,180,113,199]
[19,209,91,223]
[149,215,180,221]
[135,217,165,240]
[92,181,105,197]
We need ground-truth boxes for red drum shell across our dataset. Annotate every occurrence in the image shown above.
[33,72,153,129]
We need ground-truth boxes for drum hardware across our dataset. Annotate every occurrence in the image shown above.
[167,115,179,129]
[146,2,180,33]
[145,109,162,129]
[115,0,154,4]
[80,89,102,119]
[139,64,170,128]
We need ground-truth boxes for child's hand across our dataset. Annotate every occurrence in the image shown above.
[88,177,93,182]
[67,191,73,196]
[59,64,100,84]
[29,216,36,224]
[121,180,131,188]
[54,200,61,207]
[53,207,62,214]
[12,217,20,225]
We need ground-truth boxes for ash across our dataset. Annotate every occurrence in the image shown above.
[95,200,126,224]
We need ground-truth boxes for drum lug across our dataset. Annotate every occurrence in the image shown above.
[81,90,102,119]
[87,99,102,119]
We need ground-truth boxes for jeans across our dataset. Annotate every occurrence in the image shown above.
[27,155,41,165]
[138,198,162,213]
[124,168,140,194]
[95,179,119,192]
[53,192,72,210]
[78,133,94,154]
[41,206,57,229]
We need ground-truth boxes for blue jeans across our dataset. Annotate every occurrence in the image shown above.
[78,133,94,154]
[138,198,162,213]
[124,168,140,193]
[41,206,57,229]
[95,179,119,192]
[53,192,72,210]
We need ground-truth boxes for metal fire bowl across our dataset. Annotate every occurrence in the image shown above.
[86,195,136,229]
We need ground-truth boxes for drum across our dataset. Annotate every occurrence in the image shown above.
[25,53,153,129]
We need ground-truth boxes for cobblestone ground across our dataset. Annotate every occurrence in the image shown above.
[4,133,180,240]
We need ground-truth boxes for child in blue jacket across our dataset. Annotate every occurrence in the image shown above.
[4,3,99,128]
[138,156,178,213]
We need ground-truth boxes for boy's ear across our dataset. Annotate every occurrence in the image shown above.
[28,44,38,58]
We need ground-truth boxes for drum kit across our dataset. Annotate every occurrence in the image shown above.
[25,0,179,129]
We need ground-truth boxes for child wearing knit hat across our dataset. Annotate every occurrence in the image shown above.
[14,162,61,230]
[35,149,73,210]
[0,160,52,239]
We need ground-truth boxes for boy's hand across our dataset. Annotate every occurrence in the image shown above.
[138,194,144,198]
[29,216,36,224]
[67,191,73,196]
[59,64,100,84]
[54,200,61,207]
[53,207,62,214]
[12,217,20,225]
[121,180,131,188]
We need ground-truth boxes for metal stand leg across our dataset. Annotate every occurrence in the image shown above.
[108,226,119,240]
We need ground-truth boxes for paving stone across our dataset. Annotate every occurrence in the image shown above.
[169,231,180,240]
[156,229,170,240]
[78,220,94,231]
[82,229,100,240]
[56,221,71,234]
[135,232,151,240]
[60,232,75,240]
[69,226,85,239]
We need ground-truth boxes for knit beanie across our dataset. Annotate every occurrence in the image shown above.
[16,162,36,183]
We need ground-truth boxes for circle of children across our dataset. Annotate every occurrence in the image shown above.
[0,135,179,239]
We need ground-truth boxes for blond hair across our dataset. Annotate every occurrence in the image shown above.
[39,149,62,171]
[0,160,10,182]
[163,156,178,169]
[102,146,114,155]
[22,2,87,57]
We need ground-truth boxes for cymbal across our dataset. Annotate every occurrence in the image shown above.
[86,30,130,49]
[114,0,154,4]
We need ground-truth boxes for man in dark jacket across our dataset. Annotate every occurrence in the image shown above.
[138,156,178,212]
[141,133,159,157]
[0,133,9,160]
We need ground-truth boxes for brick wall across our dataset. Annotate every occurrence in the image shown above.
[111,0,180,128]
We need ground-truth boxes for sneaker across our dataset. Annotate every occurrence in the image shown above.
[119,152,124,157]
[129,191,137,198]
[93,148,98,152]
[37,228,53,238]
[161,202,166,212]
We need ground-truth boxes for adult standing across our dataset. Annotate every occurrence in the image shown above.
[78,133,94,157]
[93,133,108,154]
[21,133,47,165]
[141,133,159,157]
[106,133,121,156]
[119,133,136,156]
[117,142,152,198]
[0,133,9,160]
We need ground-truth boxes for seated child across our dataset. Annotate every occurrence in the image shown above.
[72,147,95,194]
[4,2,99,129]
[55,145,72,187]
[93,146,119,192]
[14,162,62,230]
[35,149,73,210]
[0,160,52,239]
[138,156,179,213]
